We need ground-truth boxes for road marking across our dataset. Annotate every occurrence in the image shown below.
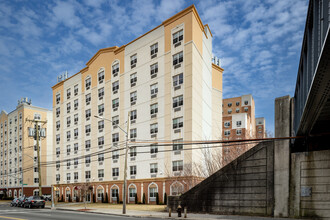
[0,216,26,220]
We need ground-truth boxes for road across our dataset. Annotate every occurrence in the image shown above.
[0,203,162,220]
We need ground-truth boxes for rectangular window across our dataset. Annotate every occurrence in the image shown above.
[228,103,232,107]
[173,73,183,86]
[172,160,183,171]
[112,150,119,160]
[85,140,91,150]
[236,121,242,127]
[150,163,158,173]
[173,29,183,44]
[56,174,60,182]
[56,121,60,130]
[67,159,71,168]
[130,110,137,120]
[150,83,158,96]
[98,104,104,115]
[85,94,91,105]
[74,143,78,152]
[74,172,78,180]
[173,139,183,151]
[85,78,91,90]
[150,103,158,115]
[130,91,137,104]
[150,144,158,154]
[173,95,183,108]
[56,147,60,156]
[74,114,78,124]
[56,161,60,169]
[173,117,183,129]
[85,109,91,120]
[112,98,119,109]
[98,87,104,99]
[98,120,104,131]
[98,169,104,178]
[173,51,183,66]
[130,147,137,157]
[74,99,78,109]
[112,168,119,177]
[98,136,104,147]
[85,171,91,179]
[85,155,91,164]
[56,108,60,117]
[150,43,158,56]
[224,130,230,136]
[85,125,91,134]
[244,107,248,112]
[236,129,242,135]
[112,116,119,126]
[56,134,60,143]
[74,85,78,95]
[98,70,104,83]
[236,101,240,106]
[74,128,78,138]
[130,54,137,67]
[224,121,231,127]
[98,153,104,162]
[150,123,158,134]
[112,81,119,93]
[130,128,137,139]
[67,88,71,99]
[56,94,61,104]
[66,103,71,113]
[66,131,71,140]
[74,158,78,166]
[150,63,158,76]
[67,116,71,127]
[130,73,137,85]
[112,133,119,143]
[130,166,137,175]
[112,63,119,77]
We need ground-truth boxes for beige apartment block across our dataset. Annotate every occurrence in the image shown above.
[52,5,223,204]
[222,94,265,165]
[0,98,53,198]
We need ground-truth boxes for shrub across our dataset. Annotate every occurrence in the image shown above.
[105,193,108,203]
[164,192,167,205]
[142,193,146,204]
[117,195,119,204]
[93,193,96,203]
[156,193,159,205]
[135,193,138,204]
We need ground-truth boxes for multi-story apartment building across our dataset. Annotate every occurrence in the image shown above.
[52,5,223,204]
[0,98,53,198]
[222,94,265,165]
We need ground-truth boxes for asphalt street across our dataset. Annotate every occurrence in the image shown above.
[0,203,162,220]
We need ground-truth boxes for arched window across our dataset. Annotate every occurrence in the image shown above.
[112,61,120,77]
[170,181,184,196]
[96,185,104,202]
[148,183,158,202]
[128,184,137,202]
[14,190,17,198]
[33,189,39,196]
[8,190,12,197]
[110,185,119,203]
[65,188,71,201]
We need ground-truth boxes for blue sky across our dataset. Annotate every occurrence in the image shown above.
[0,0,308,134]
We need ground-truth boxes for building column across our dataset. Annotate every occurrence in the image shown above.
[274,95,291,217]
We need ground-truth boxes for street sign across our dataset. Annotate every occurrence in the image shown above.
[23,184,28,185]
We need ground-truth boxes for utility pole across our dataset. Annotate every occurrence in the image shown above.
[123,111,130,214]
[26,118,47,196]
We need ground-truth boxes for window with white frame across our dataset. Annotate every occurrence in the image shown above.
[173,73,183,86]
[130,128,137,139]
[173,52,183,65]
[236,129,242,135]
[228,103,232,107]
[74,114,78,124]
[173,139,183,151]
[150,123,158,134]
[67,159,71,169]
[85,94,91,105]
[173,95,183,108]
[173,117,183,129]
[150,144,158,154]
[150,103,158,115]
[129,187,136,199]
[74,143,78,152]
[98,153,104,162]
[98,104,104,115]
[74,99,78,109]
[236,101,240,106]
[224,130,230,136]
[56,134,60,143]
[65,103,70,113]
[224,121,231,127]
[67,116,71,127]
[56,147,60,156]
[130,91,137,104]
[130,54,137,67]
[85,140,91,150]
[85,155,91,164]
[112,168,119,177]
[228,109,232,114]
[85,109,91,120]
[56,161,60,169]
[112,133,119,143]
[98,87,104,99]
[149,186,157,201]
[66,145,71,154]
[112,150,119,160]
[150,163,158,173]
[130,110,137,120]
[150,63,158,76]
[97,188,104,200]
[67,88,71,99]
[150,83,158,96]
[112,81,119,93]
[85,125,91,134]
[112,98,119,109]
[98,120,104,131]
[111,188,118,199]
[130,147,137,157]
[236,108,240,113]
[150,43,158,56]
[173,160,183,171]
[85,171,91,179]
[56,174,60,182]
[66,131,71,141]
[173,29,183,44]
[85,78,91,90]
[236,121,242,127]
[74,128,78,138]
[74,172,78,180]
[112,115,119,126]
[56,121,60,130]
[74,85,78,95]
[244,107,248,112]
[74,158,78,166]
[56,108,60,117]
[112,63,119,77]
[98,70,104,83]
[98,136,104,147]
[130,166,137,175]
[130,73,137,85]
[56,94,61,104]
[98,169,104,178]
[244,100,249,105]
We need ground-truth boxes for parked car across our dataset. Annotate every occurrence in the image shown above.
[23,196,45,208]
[43,195,51,201]
[17,197,27,207]
[10,198,19,207]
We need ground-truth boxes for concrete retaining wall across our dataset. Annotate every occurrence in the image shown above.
[168,141,274,216]
[290,150,330,219]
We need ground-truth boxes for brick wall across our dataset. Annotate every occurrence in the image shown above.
[168,141,274,216]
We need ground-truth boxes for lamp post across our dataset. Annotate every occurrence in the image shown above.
[94,113,130,214]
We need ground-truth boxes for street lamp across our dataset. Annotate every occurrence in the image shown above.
[94,113,130,214]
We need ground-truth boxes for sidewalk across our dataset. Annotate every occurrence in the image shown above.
[46,203,310,220]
